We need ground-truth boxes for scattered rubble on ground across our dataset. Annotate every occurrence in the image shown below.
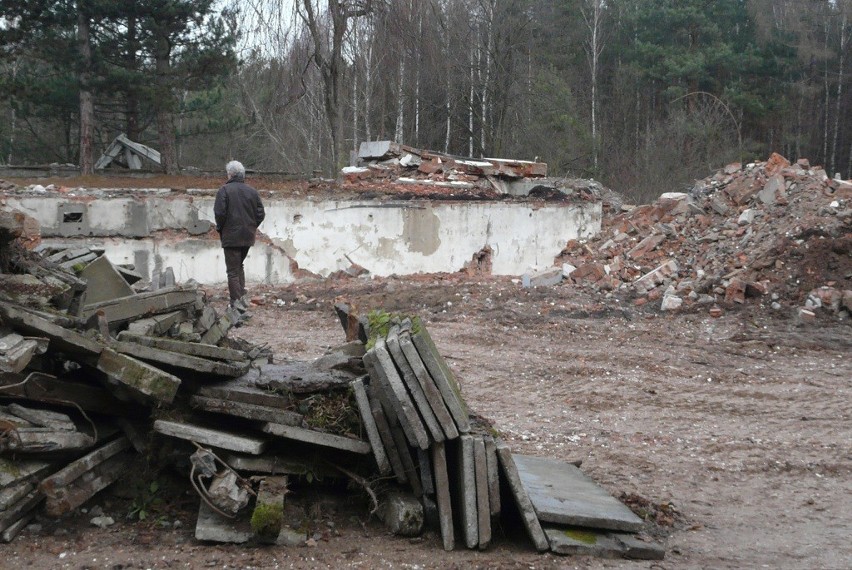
[343,141,609,202]
[0,208,665,559]
[529,154,851,320]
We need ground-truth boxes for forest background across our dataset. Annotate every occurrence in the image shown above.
[1,0,851,203]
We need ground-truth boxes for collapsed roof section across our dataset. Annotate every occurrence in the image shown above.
[95,134,162,170]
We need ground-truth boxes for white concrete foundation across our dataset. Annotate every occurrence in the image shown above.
[7,193,601,285]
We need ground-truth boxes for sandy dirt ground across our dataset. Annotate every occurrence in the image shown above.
[3,276,850,569]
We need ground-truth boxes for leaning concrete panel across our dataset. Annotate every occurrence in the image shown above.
[154,419,267,455]
[97,348,181,404]
[410,326,470,433]
[262,422,371,455]
[351,378,391,475]
[512,454,643,532]
[78,255,134,305]
[495,442,549,552]
[457,435,478,549]
[431,441,454,551]
[398,331,458,440]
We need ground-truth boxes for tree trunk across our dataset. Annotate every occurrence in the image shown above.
[155,31,178,175]
[77,8,94,175]
[831,10,847,175]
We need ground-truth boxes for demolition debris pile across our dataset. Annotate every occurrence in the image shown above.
[554,154,852,319]
[0,209,664,559]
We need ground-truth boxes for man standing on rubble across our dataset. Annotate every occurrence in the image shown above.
[214,160,265,313]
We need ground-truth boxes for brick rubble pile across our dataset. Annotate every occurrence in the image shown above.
[557,153,852,320]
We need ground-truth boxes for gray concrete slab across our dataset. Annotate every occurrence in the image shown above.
[81,286,198,325]
[410,326,470,433]
[116,331,247,361]
[0,481,36,511]
[0,302,103,359]
[43,452,130,517]
[0,458,54,489]
[397,332,458,440]
[78,255,134,305]
[495,442,549,552]
[154,419,267,454]
[222,453,338,479]
[97,348,181,404]
[457,435,478,549]
[484,436,501,517]
[612,532,666,560]
[39,437,131,494]
[512,454,643,532]
[195,501,252,543]
[190,396,303,425]
[261,422,371,455]
[252,476,288,543]
[473,436,491,549]
[363,346,429,450]
[431,442,454,551]
[0,491,43,534]
[351,378,391,476]
[4,429,95,453]
[125,310,188,336]
[366,380,407,484]
[544,526,624,558]
[0,371,142,417]
[386,328,444,443]
[113,341,249,378]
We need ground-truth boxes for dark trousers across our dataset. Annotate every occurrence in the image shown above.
[223,246,250,304]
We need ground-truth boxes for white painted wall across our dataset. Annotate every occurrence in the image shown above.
[9,194,601,284]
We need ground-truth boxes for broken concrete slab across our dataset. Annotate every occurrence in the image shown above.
[81,286,199,325]
[495,442,549,552]
[473,436,491,550]
[379,489,424,537]
[154,420,267,455]
[112,341,249,378]
[522,267,563,288]
[512,454,643,532]
[6,403,76,431]
[252,476,288,543]
[431,441,455,551]
[190,396,303,426]
[2,429,95,453]
[253,360,357,394]
[0,491,43,534]
[0,371,142,417]
[0,458,55,490]
[0,302,103,359]
[351,378,391,476]
[125,310,189,336]
[612,532,666,560]
[78,255,134,305]
[261,422,371,455]
[0,333,46,374]
[386,327,444,443]
[222,453,338,480]
[457,435,478,549]
[200,307,240,345]
[38,437,131,495]
[116,331,247,362]
[0,481,37,511]
[410,326,469,433]
[397,331,458,440]
[195,501,252,543]
[43,451,130,517]
[97,348,181,404]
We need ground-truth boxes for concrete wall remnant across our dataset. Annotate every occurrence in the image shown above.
[6,193,601,285]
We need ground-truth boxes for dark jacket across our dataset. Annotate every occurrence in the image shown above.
[214,177,265,247]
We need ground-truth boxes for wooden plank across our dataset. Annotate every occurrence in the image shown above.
[154,419,267,455]
[0,491,43,534]
[512,454,643,532]
[0,302,103,359]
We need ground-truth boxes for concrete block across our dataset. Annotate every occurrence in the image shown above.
[431,441,455,551]
[0,334,43,374]
[154,419,267,454]
[351,378,392,476]
[737,208,756,225]
[277,526,306,546]
[0,481,36,511]
[97,348,181,404]
[512,454,643,532]
[380,489,424,537]
[261,422,371,455]
[78,255,134,305]
[522,267,563,288]
[495,442,549,551]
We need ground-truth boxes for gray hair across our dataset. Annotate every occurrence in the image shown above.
[226,160,245,180]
